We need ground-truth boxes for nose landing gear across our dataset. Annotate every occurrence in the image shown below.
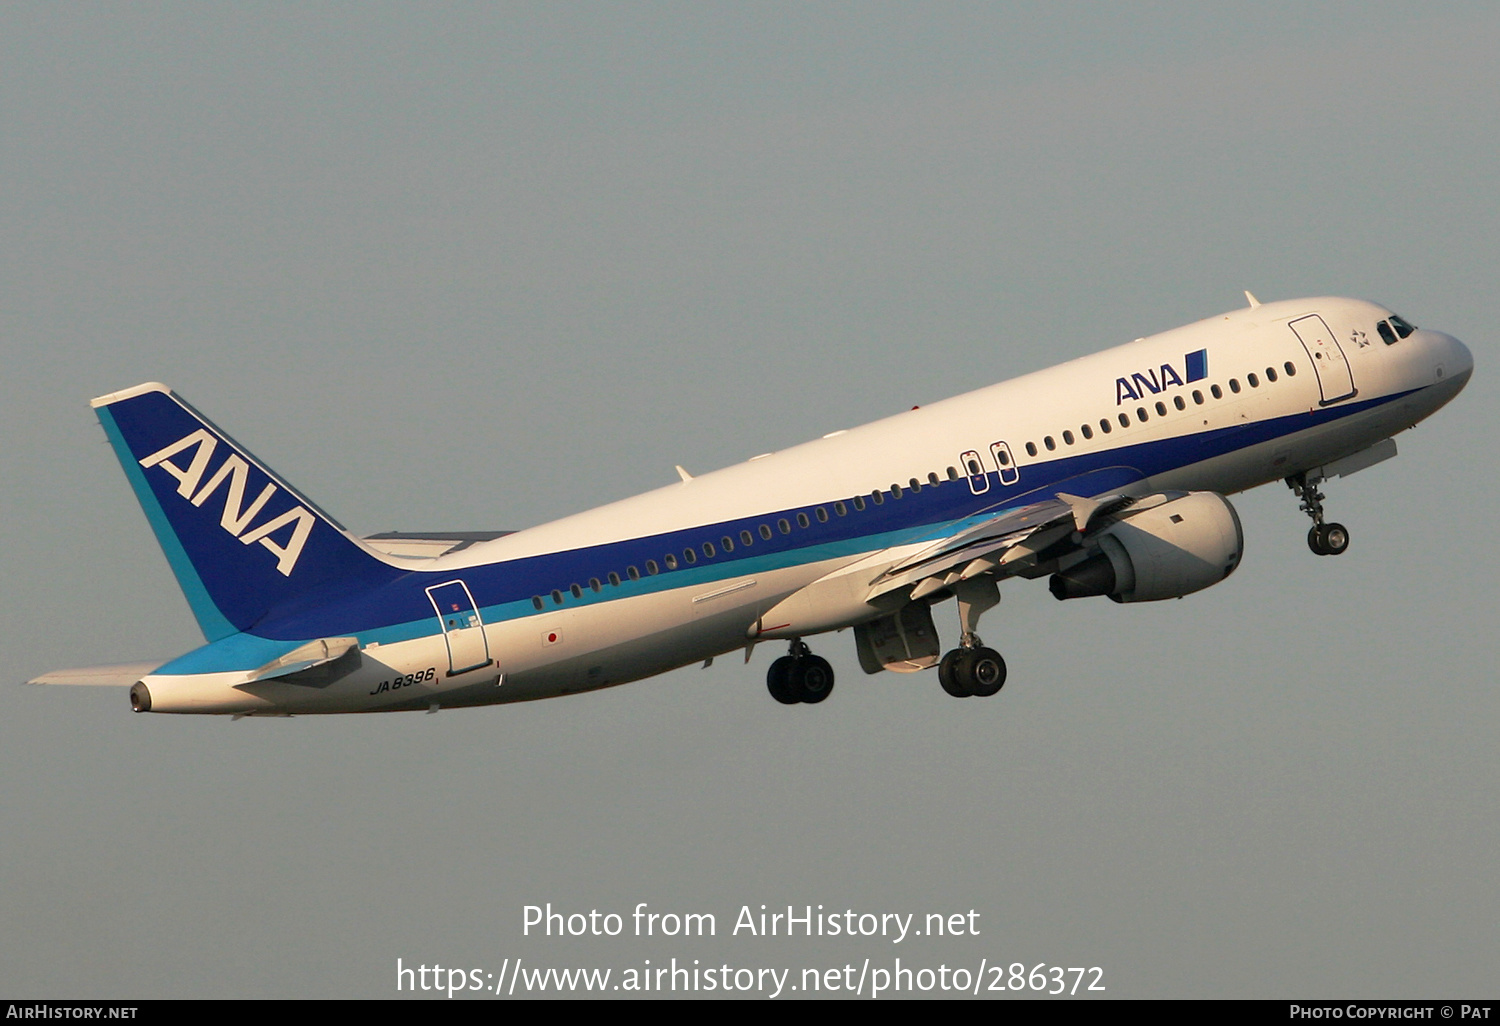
[1289,472,1350,556]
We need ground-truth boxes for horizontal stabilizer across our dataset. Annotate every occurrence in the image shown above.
[28,662,163,686]
[248,637,360,683]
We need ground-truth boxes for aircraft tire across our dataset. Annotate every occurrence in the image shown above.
[1321,522,1350,555]
[767,656,800,704]
[939,649,973,697]
[791,655,835,704]
[968,647,1007,697]
[1307,526,1329,556]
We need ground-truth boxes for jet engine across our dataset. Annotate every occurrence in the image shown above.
[1049,491,1243,603]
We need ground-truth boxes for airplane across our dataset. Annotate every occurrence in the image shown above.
[29,294,1472,715]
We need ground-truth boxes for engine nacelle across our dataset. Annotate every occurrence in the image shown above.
[1049,491,1243,603]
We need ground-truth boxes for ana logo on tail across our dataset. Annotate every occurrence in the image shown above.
[139,429,315,576]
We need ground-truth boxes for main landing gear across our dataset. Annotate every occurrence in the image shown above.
[767,640,835,705]
[1288,472,1350,556]
[937,578,1007,699]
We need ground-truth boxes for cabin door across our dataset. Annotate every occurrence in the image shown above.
[426,580,492,676]
[1288,315,1356,405]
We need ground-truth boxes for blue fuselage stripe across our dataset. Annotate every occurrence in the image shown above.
[162,383,1417,674]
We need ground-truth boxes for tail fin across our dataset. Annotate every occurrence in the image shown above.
[92,383,397,641]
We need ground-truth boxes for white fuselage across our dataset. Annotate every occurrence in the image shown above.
[136,296,1472,714]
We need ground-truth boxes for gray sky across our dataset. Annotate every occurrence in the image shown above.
[3,2,1497,998]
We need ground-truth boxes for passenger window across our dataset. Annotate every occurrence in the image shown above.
[760,524,773,540]
[1062,430,1074,445]
[1118,413,1130,428]
[1266,366,1278,382]
[853,495,866,512]
[741,530,754,545]
[778,518,792,533]
[646,560,659,575]
[816,507,828,522]
[722,535,735,551]
[1081,423,1093,440]
[683,548,697,564]
[946,466,959,481]
[608,572,621,586]
[908,478,921,492]
[1211,384,1223,399]
[871,491,884,505]
[1136,407,1148,422]
[833,503,846,517]
[928,472,940,486]
[1193,390,1204,404]
[1025,442,1038,456]
[1154,401,1167,416]
[1100,418,1112,434]
[589,578,601,592]
[1044,436,1056,451]
[797,511,811,526]
[1248,373,1259,387]
[532,596,544,611]
[551,589,564,605]
[1284,361,1296,376]
[1173,396,1185,411]
[663,555,677,571]
[703,542,716,557]
[627,567,640,581]
[570,583,583,598]
[890,485,903,499]
[1229,379,1240,394]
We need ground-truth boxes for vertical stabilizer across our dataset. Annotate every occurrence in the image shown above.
[92,383,397,640]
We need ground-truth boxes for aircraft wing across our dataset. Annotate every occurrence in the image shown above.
[865,479,1143,603]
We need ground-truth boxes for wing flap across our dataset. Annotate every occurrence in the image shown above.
[866,499,1073,601]
[864,473,1146,603]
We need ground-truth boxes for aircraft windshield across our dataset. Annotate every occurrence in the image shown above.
[1378,313,1418,345]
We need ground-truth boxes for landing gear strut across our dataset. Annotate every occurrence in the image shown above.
[937,578,1007,698]
[1288,472,1350,556]
[766,640,835,705]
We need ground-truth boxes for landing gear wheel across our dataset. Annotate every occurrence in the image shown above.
[1321,522,1349,555]
[1307,525,1328,556]
[1307,523,1350,556]
[940,646,1007,698]
[766,656,799,704]
[939,649,973,697]
[790,654,834,704]
[967,647,1007,697]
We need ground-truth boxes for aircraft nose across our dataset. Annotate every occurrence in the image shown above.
[1433,331,1474,387]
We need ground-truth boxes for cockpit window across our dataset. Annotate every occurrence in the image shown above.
[1377,315,1417,345]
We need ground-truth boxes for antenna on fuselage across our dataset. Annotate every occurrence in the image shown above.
[1244,290,1262,309]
